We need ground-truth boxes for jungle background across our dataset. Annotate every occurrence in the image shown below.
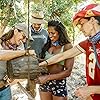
[0,0,100,100]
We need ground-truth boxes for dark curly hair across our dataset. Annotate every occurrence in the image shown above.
[40,20,71,59]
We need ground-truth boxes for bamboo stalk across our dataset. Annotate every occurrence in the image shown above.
[17,82,34,100]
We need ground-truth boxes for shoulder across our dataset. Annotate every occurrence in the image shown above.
[79,39,89,45]
[41,28,47,32]
[78,39,89,49]
[41,29,48,34]
[76,39,89,53]
[63,43,73,51]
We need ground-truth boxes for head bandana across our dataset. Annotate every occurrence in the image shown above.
[73,4,100,26]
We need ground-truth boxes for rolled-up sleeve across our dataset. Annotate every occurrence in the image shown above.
[76,39,89,54]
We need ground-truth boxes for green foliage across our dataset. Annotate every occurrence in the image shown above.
[8,5,26,26]
[0,0,26,34]
[0,0,83,38]
[1,0,99,41]
[38,0,83,41]
[26,0,84,42]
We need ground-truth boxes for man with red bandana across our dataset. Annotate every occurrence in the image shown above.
[39,4,100,100]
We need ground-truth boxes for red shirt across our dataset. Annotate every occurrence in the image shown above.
[77,39,100,100]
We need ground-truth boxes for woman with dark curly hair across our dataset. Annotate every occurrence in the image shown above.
[36,20,74,100]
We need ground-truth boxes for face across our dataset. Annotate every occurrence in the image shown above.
[21,33,27,43]
[48,26,59,42]
[77,18,94,37]
[32,23,41,31]
[14,29,25,45]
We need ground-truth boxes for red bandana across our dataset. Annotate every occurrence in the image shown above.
[73,4,100,26]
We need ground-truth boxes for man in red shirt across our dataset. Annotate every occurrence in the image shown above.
[39,4,100,100]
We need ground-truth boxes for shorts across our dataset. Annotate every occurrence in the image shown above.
[0,85,12,100]
[39,78,67,97]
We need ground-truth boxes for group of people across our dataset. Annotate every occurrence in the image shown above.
[0,10,48,100]
[39,4,100,100]
[0,3,100,100]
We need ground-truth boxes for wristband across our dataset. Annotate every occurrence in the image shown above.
[45,60,48,66]
[25,50,29,56]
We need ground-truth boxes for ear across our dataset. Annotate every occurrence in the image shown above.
[90,17,97,25]
[14,29,18,35]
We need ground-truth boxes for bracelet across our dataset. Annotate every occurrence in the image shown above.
[45,60,48,66]
[25,50,29,56]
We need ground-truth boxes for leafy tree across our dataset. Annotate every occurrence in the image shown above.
[30,0,83,42]
[0,0,26,34]
[1,0,100,41]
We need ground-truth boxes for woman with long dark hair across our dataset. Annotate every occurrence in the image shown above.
[39,4,100,100]
[36,20,74,100]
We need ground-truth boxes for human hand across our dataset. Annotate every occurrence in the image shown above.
[39,60,48,67]
[38,59,45,63]
[7,78,14,83]
[75,86,93,100]
[35,75,49,84]
[28,50,36,56]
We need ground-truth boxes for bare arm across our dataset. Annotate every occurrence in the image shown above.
[39,46,82,66]
[47,43,74,80]
[0,50,35,61]
[45,57,74,81]
[37,44,74,83]
[75,85,100,99]
[89,86,100,94]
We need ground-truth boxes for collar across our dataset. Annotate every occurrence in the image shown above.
[31,25,42,34]
[2,41,17,50]
[89,31,100,44]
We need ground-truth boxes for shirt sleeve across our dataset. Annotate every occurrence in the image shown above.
[76,39,89,53]
[0,44,3,50]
